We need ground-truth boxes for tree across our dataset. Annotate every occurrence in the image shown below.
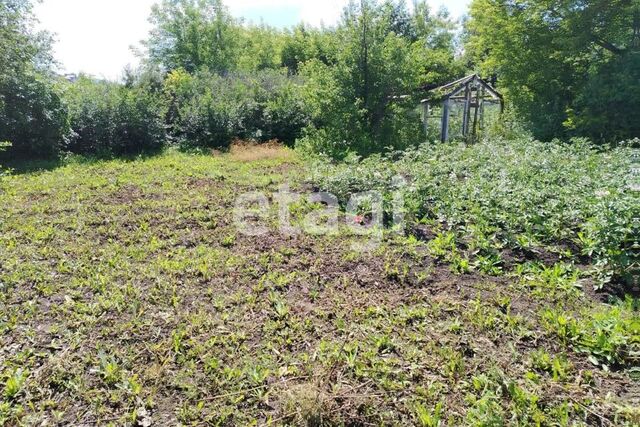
[568,53,640,141]
[465,0,639,141]
[280,24,337,74]
[144,0,240,74]
[236,24,284,72]
[0,0,69,158]
[411,2,464,85]
[299,0,459,157]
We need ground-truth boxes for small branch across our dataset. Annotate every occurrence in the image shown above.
[593,37,626,55]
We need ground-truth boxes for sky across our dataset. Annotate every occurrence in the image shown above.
[34,0,471,80]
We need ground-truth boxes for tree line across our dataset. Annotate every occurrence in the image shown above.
[0,0,636,161]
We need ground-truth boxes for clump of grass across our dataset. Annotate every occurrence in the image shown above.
[280,383,337,427]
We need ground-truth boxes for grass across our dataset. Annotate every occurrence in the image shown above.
[0,145,635,425]
[225,140,298,163]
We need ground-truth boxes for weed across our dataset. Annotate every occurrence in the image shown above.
[0,149,631,425]
[415,402,444,427]
[3,369,27,400]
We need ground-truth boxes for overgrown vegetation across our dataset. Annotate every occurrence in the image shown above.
[0,0,637,424]
[465,0,640,142]
[296,0,461,158]
[2,0,464,159]
[165,69,309,149]
[309,137,636,290]
[0,0,69,158]
[0,148,634,425]
[3,0,637,160]
[64,76,166,156]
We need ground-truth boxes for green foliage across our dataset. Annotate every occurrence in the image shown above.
[465,0,639,142]
[568,53,640,141]
[280,24,337,74]
[414,402,443,427]
[0,73,70,158]
[236,24,285,72]
[309,137,633,287]
[298,0,462,158]
[165,69,310,149]
[0,0,466,160]
[0,1,70,158]
[145,0,296,75]
[145,0,240,73]
[64,76,166,157]
[542,307,632,368]
[3,369,26,400]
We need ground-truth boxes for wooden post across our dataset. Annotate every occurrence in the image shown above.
[472,86,482,141]
[441,99,450,143]
[461,85,469,137]
[462,83,472,138]
[479,95,486,131]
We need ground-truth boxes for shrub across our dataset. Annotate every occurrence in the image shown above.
[165,69,309,150]
[0,0,71,159]
[260,77,310,146]
[0,72,70,158]
[64,76,166,157]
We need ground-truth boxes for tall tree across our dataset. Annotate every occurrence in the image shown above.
[0,0,52,72]
[144,0,240,73]
[465,0,639,141]
[0,0,69,158]
[300,0,460,157]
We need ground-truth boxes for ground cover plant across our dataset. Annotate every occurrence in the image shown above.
[1,0,638,425]
[309,137,637,292]
[0,145,636,425]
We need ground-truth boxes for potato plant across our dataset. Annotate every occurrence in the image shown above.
[309,137,635,291]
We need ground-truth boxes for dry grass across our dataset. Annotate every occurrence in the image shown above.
[218,140,296,163]
[279,383,337,426]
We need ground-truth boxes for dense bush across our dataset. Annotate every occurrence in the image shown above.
[309,137,634,288]
[296,1,461,159]
[0,0,70,158]
[0,72,70,158]
[165,69,310,149]
[64,76,166,156]
[569,54,640,142]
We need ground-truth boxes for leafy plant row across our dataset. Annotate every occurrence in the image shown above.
[309,137,636,289]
